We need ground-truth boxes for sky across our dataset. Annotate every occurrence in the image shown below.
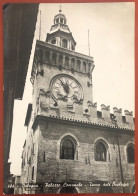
[9,2,135,175]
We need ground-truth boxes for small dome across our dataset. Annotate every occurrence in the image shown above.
[54,10,67,25]
[54,13,66,19]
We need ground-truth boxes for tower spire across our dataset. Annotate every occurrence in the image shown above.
[39,10,41,41]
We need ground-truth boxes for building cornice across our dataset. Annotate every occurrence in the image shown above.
[36,40,93,62]
[46,30,76,45]
[32,115,134,134]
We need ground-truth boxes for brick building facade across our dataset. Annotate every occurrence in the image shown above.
[20,8,135,194]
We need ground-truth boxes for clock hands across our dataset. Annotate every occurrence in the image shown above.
[53,77,82,102]
[58,78,64,87]
[58,78,70,94]
[64,83,70,94]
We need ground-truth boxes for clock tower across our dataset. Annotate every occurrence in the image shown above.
[31,8,95,122]
[24,8,95,193]
[21,7,134,194]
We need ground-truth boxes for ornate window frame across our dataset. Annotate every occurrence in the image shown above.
[58,133,79,161]
[126,143,135,164]
[94,138,109,162]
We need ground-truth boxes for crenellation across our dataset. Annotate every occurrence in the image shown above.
[88,102,97,118]
[101,104,110,119]
[124,110,134,127]
[32,91,134,130]
[113,107,123,126]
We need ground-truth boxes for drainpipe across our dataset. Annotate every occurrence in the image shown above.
[117,133,125,193]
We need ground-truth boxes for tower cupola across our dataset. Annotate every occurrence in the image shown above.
[46,8,76,51]
[54,9,67,25]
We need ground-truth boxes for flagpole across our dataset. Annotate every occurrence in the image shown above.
[39,10,41,40]
[88,29,90,56]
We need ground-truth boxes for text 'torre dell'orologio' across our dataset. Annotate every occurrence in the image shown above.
[51,75,83,102]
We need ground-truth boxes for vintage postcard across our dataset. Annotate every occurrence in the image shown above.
[2,2,135,194]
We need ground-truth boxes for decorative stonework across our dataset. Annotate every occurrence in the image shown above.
[67,102,75,113]
[40,101,49,112]
[39,89,51,97]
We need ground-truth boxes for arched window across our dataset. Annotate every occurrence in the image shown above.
[71,58,75,68]
[62,39,67,48]
[95,142,107,161]
[52,53,57,65]
[32,166,34,181]
[77,60,81,71]
[56,18,59,23]
[72,45,75,50]
[83,61,86,72]
[60,138,75,160]
[51,39,56,45]
[45,51,50,64]
[127,144,134,163]
[59,55,63,66]
[88,63,91,72]
[65,56,69,68]
[60,18,63,23]
[38,49,43,64]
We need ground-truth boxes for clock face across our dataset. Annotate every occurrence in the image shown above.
[51,75,83,102]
